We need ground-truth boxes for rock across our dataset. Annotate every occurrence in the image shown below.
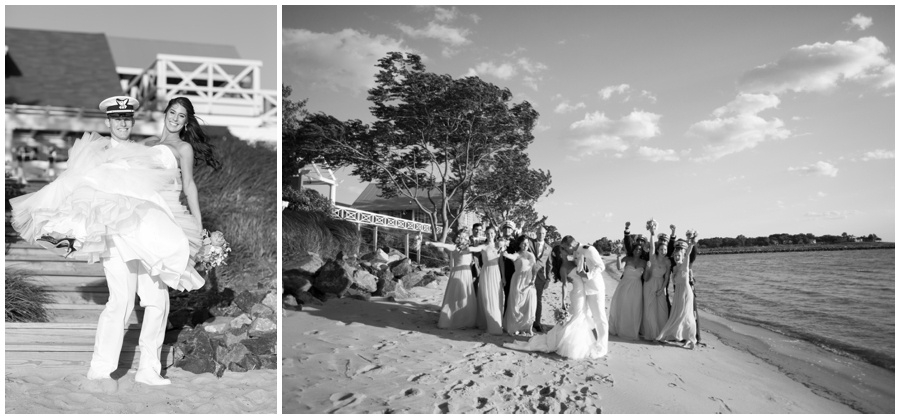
[250,303,275,320]
[173,327,221,376]
[261,291,277,312]
[283,269,313,295]
[345,288,371,301]
[386,248,405,263]
[385,281,412,300]
[399,271,427,289]
[389,258,412,278]
[230,314,253,330]
[234,290,266,314]
[210,304,243,317]
[351,269,378,293]
[258,354,278,370]
[296,291,324,306]
[219,343,252,370]
[241,334,276,356]
[283,294,299,308]
[202,317,233,334]
[191,309,212,327]
[225,328,249,347]
[284,252,325,275]
[419,272,439,287]
[249,317,277,337]
[167,309,192,330]
[312,258,354,296]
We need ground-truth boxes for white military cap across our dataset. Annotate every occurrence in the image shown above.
[99,96,140,115]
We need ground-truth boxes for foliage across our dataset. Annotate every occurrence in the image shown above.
[544,224,562,243]
[698,232,886,248]
[194,134,277,289]
[283,209,360,261]
[471,149,554,232]
[592,237,613,253]
[5,171,25,211]
[285,52,543,242]
[282,185,334,214]
[5,270,53,322]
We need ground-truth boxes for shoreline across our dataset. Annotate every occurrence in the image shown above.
[603,256,894,414]
[694,243,894,255]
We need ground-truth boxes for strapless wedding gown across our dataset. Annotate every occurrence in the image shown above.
[504,275,605,360]
[9,132,204,291]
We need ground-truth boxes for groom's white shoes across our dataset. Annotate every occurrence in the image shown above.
[135,369,171,386]
[86,368,111,380]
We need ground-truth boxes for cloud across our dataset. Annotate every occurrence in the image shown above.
[554,101,586,114]
[599,84,630,100]
[817,191,827,197]
[861,149,894,160]
[788,161,839,177]
[738,37,895,93]
[804,210,861,219]
[535,123,551,132]
[433,6,460,22]
[569,110,662,154]
[517,57,548,74]
[396,21,472,46]
[465,61,517,80]
[687,93,790,160]
[470,14,481,24]
[845,13,873,31]
[282,28,416,93]
[558,40,566,45]
[637,146,679,162]
[726,175,745,182]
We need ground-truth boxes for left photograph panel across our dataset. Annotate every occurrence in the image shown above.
[5,5,278,414]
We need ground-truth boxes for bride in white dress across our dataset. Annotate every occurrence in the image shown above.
[503,246,606,360]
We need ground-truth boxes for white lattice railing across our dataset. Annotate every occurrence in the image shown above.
[333,205,442,235]
[124,53,277,126]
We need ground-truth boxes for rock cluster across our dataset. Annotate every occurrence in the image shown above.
[169,277,278,377]
[283,248,448,308]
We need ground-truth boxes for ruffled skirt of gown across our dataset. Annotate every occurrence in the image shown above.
[504,280,605,360]
[9,132,204,291]
[641,273,669,340]
[438,266,477,329]
[476,263,505,335]
[608,267,644,339]
[656,276,696,343]
[504,271,536,336]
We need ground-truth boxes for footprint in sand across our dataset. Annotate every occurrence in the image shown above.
[441,379,478,400]
[408,373,439,385]
[475,397,489,409]
[354,364,381,376]
[434,402,451,414]
[402,388,421,397]
[373,340,397,350]
[303,330,321,336]
[709,396,733,413]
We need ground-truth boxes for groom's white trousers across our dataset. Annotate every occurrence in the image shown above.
[90,241,170,375]
[570,276,609,357]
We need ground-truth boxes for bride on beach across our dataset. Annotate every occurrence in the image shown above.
[503,245,605,360]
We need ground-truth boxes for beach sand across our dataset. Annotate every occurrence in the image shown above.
[5,367,276,414]
[283,255,883,414]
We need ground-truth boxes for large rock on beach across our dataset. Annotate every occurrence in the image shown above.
[351,269,378,293]
[361,249,390,264]
[389,258,412,278]
[385,281,412,300]
[249,317,277,337]
[173,327,224,377]
[234,290,265,314]
[312,258,354,296]
[285,252,325,275]
[399,271,427,289]
[283,269,313,295]
[295,291,324,306]
[386,248,405,263]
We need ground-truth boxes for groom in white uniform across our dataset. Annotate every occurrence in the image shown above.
[85,96,172,386]
[562,235,609,357]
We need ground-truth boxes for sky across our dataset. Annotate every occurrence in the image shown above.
[5,5,277,90]
[284,5,896,243]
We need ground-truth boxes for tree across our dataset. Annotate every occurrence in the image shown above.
[470,149,554,231]
[295,52,540,241]
[544,224,562,243]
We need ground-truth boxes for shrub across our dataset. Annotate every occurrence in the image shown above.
[5,270,53,322]
[283,209,360,261]
[193,133,277,290]
[283,186,334,214]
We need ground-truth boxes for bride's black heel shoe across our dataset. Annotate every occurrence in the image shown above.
[36,235,78,258]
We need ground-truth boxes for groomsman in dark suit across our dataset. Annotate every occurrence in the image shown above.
[469,223,485,296]
[531,226,554,333]
[498,220,517,312]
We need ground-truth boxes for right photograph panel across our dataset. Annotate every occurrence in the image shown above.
[282,5,895,414]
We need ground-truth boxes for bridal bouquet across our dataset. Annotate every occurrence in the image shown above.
[553,303,571,325]
[197,229,231,272]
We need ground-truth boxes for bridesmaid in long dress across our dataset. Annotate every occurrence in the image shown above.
[503,236,537,337]
[426,229,479,329]
[609,222,647,340]
[641,226,671,340]
[475,226,505,335]
[656,232,698,349]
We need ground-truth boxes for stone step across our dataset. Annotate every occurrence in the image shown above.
[6,260,104,276]
[26,276,109,304]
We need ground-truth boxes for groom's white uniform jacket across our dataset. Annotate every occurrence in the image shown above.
[574,245,605,295]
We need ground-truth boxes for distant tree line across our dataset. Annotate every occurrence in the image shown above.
[696,232,882,249]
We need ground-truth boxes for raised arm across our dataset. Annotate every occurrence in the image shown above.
[502,252,521,261]
[623,222,634,255]
[426,241,457,251]
[644,229,656,281]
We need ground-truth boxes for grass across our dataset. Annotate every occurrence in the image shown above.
[283,209,360,261]
[5,270,53,322]
[193,134,277,290]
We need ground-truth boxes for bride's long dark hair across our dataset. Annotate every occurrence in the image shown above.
[165,97,221,170]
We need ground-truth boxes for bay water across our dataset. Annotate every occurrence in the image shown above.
[692,249,895,371]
